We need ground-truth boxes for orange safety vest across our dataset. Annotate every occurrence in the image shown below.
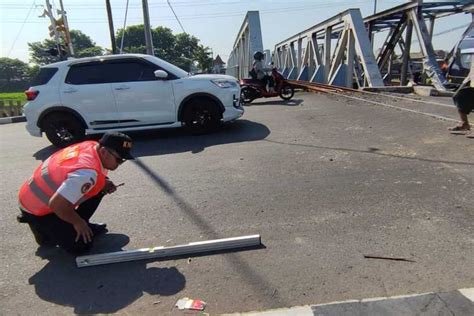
[18,141,108,216]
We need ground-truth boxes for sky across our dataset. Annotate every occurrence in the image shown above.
[1,0,472,64]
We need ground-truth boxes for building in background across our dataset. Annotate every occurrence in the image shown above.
[212,55,226,74]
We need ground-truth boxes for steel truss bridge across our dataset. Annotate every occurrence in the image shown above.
[226,1,473,91]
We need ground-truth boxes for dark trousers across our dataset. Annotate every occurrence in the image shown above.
[262,75,274,89]
[22,192,105,254]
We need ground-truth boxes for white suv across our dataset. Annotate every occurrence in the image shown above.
[23,54,243,147]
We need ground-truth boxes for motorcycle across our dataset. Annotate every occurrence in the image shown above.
[239,67,295,104]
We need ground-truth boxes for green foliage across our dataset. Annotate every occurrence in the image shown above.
[0,58,34,93]
[116,24,213,72]
[27,64,40,79]
[69,30,96,51]
[0,92,26,104]
[0,58,30,82]
[75,46,104,58]
[28,40,61,65]
[28,30,103,65]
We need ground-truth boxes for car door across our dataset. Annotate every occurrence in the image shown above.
[61,62,119,129]
[107,59,176,127]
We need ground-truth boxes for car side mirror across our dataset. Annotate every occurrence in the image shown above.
[154,70,168,79]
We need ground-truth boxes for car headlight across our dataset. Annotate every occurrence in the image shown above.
[211,79,238,88]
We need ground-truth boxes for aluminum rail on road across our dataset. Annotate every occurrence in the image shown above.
[76,234,262,268]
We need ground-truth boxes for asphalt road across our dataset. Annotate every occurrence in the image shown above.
[0,92,473,314]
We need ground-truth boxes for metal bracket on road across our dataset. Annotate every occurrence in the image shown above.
[76,234,261,268]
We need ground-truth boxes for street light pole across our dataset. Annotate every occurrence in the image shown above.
[105,0,117,54]
[142,0,154,55]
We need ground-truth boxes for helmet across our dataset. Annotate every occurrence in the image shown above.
[253,51,264,61]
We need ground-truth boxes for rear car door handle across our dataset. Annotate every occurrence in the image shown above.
[63,88,77,93]
[114,85,130,90]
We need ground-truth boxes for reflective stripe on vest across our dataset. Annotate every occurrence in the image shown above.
[27,157,62,205]
[40,157,59,193]
[28,177,51,205]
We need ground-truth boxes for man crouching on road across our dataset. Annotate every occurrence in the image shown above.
[17,132,134,254]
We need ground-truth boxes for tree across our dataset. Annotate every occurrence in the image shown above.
[153,26,176,62]
[28,30,103,65]
[115,24,213,72]
[75,46,104,58]
[193,46,213,73]
[116,25,176,60]
[27,64,40,79]
[0,58,30,82]
[116,24,148,53]
[69,30,103,56]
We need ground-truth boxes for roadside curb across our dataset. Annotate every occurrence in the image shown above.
[0,116,26,125]
[225,288,474,315]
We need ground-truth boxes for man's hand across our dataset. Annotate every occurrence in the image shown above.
[73,219,94,243]
[103,179,119,194]
[50,192,94,244]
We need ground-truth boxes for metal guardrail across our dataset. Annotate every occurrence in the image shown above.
[226,11,264,80]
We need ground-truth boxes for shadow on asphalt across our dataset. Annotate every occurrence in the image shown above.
[33,145,58,161]
[132,158,288,306]
[129,119,270,157]
[246,98,304,106]
[32,119,270,160]
[28,233,185,314]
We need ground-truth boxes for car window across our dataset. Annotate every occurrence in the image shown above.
[148,56,189,78]
[104,61,159,82]
[66,60,164,85]
[31,67,58,86]
[65,63,108,85]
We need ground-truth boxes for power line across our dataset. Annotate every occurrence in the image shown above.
[119,0,131,53]
[412,23,471,44]
[2,0,366,10]
[6,1,36,58]
[167,0,186,33]
[2,1,367,24]
[433,23,470,37]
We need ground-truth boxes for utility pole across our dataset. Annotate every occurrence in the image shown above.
[373,0,377,14]
[105,0,117,54]
[45,0,64,60]
[58,0,74,56]
[142,0,154,55]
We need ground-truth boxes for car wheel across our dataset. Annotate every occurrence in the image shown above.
[183,99,221,135]
[279,84,294,100]
[241,87,255,104]
[42,112,85,147]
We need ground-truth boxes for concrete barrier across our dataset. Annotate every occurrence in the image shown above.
[0,100,23,117]
[0,115,26,125]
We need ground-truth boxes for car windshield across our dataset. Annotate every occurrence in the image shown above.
[148,56,190,78]
[460,53,472,69]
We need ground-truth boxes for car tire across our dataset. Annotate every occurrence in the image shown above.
[182,99,221,135]
[42,112,86,147]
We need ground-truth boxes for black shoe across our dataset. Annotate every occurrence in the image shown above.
[89,223,108,235]
[17,213,29,223]
[30,225,56,247]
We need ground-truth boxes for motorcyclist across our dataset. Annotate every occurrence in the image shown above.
[251,51,275,92]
